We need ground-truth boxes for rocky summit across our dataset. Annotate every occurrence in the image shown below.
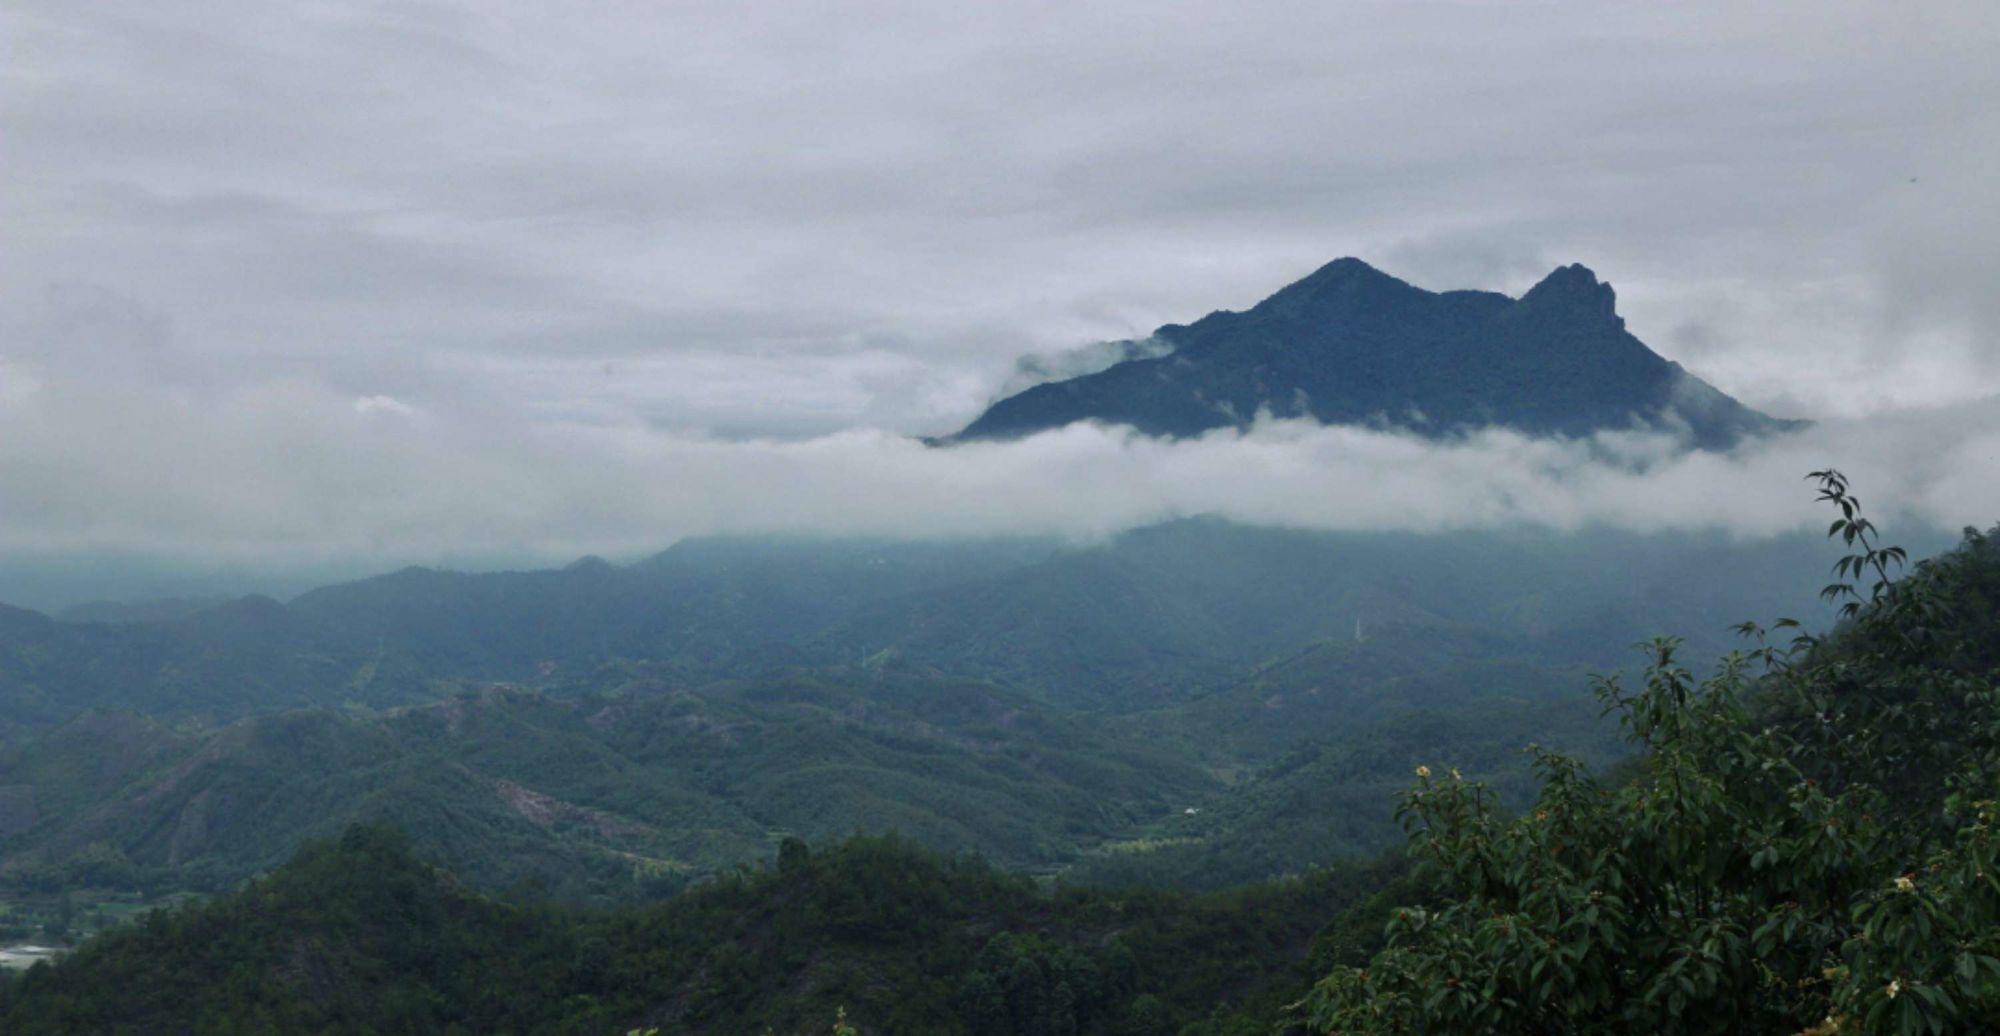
[950,259,1801,449]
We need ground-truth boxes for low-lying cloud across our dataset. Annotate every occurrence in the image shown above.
[3,372,1994,583]
[994,336,1179,401]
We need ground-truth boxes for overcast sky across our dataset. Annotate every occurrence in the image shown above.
[3,1,1998,599]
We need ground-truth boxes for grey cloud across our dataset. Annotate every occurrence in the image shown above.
[2,371,1997,570]
[2,0,1998,568]
[996,336,1177,401]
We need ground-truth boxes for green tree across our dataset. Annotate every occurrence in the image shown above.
[958,970,1008,1036]
[1296,473,2000,1035]
[778,836,812,876]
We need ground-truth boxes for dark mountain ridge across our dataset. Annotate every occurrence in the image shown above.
[0,522,1860,744]
[951,258,1800,447]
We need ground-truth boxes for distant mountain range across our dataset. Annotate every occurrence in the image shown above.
[950,259,1801,448]
[0,523,1843,743]
[0,521,1858,893]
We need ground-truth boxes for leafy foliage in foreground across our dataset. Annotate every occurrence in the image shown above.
[0,825,1394,1036]
[1299,475,2000,1034]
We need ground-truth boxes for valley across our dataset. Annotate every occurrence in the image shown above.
[0,519,1868,908]
[2,507,1994,1034]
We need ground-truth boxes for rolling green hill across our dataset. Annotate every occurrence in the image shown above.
[0,668,1215,901]
[0,519,1884,901]
[1064,695,1621,889]
[0,823,1401,1036]
[2,484,1993,1033]
[822,522,1850,712]
[0,522,1860,744]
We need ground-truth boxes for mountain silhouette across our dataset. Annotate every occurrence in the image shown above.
[950,259,1799,448]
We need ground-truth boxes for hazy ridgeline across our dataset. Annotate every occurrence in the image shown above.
[0,520,1858,901]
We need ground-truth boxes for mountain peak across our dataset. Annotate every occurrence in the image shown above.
[947,257,1799,448]
[1306,256,1389,280]
[1269,255,1410,300]
[1520,263,1617,319]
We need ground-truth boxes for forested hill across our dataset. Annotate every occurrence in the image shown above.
[0,521,1861,902]
[0,523,1851,740]
[6,504,1998,1034]
[950,259,1801,447]
[0,671,1217,899]
[0,824,1402,1036]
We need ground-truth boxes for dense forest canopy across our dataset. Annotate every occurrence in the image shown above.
[0,824,1399,1035]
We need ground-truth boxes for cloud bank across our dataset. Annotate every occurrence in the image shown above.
[4,0,1998,602]
[2,372,1994,573]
